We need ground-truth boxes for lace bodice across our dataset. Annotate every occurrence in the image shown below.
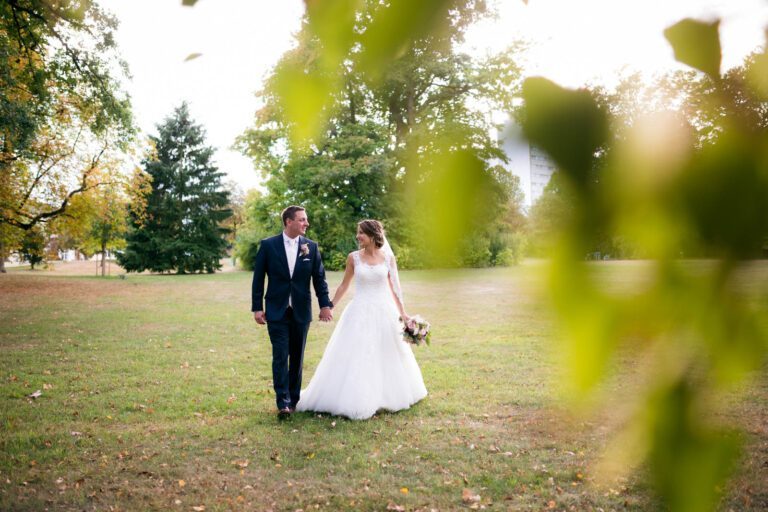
[352,251,392,303]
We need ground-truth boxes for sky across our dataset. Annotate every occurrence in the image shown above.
[101,0,768,192]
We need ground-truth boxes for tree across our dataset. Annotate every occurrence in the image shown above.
[118,104,231,274]
[0,0,134,272]
[19,225,45,269]
[237,0,526,269]
[0,0,132,168]
[222,180,246,254]
[66,181,130,276]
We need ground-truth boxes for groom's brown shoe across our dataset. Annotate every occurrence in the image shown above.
[277,407,292,420]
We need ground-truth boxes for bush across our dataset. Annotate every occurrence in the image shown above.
[325,251,348,271]
[493,232,526,266]
[234,225,269,271]
[459,235,492,268]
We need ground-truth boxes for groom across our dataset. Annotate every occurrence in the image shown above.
[252,206,333,418]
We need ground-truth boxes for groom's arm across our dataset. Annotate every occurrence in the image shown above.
[252,240,268,314]
[311,244,332,310]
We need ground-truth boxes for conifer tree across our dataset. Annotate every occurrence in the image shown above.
[119,104,231,273]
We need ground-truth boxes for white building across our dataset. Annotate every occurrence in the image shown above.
[495,120,557,208]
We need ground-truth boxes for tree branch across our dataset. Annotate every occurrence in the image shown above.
[3,145,107,231]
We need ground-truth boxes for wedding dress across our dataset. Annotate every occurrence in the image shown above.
[296,250,427,419]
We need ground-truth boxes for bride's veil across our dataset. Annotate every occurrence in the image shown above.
[381,236,404,308]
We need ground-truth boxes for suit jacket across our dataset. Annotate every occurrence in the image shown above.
[251,234,331,323]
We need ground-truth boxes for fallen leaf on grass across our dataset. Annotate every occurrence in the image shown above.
[178,479,186,487]
[227,394,237,404]
[43,383,53,390]
[386,503,405,511]
[462,489,481,503]
[232,460,249,468]
[70,431,82,437]
[192,506,205,511]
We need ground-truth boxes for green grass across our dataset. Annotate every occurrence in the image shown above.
[1,262,766,511]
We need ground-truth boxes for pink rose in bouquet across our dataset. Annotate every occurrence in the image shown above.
[402,315,431,346]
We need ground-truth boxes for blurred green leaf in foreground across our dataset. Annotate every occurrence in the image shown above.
[522,19,767,512]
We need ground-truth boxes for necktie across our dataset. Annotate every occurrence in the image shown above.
[286,239,297,277]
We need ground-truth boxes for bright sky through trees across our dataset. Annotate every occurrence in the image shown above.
[102,0,768,191]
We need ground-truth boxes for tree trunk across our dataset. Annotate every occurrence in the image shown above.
[0,239,6,273]
[101,241,107,276]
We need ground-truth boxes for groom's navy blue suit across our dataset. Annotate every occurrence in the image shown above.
[251,234,331,410]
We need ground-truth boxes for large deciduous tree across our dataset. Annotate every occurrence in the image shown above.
[0,0,133,272]
[118,104,231,274]
[236,0,526,269]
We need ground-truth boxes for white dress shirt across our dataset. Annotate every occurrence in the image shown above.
[283,232,299,306]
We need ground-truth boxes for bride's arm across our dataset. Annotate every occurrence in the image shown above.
[331,253,355,306]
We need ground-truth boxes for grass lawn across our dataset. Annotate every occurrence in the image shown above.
[1,261,766,511]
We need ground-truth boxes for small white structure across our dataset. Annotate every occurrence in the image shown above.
[495,120,558,208]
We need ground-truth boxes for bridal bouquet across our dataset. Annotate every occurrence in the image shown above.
[402,315,431,346]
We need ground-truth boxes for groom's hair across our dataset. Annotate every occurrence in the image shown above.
[358,219,385,248]
[281,205,306,226]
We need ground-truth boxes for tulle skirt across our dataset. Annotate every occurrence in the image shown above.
[296,296,427,420]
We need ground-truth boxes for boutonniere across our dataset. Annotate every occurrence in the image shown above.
[300,243,310,257]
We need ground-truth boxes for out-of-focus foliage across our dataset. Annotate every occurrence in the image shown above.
[521,20,768,512]
[118,104,231,274]
[528,47,768,259]
[236,0,526,269]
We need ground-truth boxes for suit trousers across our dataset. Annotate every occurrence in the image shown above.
[266,307,310,409]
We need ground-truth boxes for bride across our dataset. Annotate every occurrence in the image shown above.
[295,220,427,420]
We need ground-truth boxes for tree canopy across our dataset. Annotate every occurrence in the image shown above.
[236,0,526,269]
[0,0,134,271]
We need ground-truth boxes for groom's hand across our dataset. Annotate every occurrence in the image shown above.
[319,307,333,322]
[253,311,266,325]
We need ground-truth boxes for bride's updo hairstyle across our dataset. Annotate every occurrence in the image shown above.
[357,219,385,249]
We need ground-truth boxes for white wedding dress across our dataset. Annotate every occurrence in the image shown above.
[296,251,427,420]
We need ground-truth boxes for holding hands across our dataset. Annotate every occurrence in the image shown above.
[319,307,333,322]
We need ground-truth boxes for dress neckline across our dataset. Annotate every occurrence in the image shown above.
[356,250,386,267]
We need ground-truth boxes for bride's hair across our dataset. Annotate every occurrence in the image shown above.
[357,219,385,248]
